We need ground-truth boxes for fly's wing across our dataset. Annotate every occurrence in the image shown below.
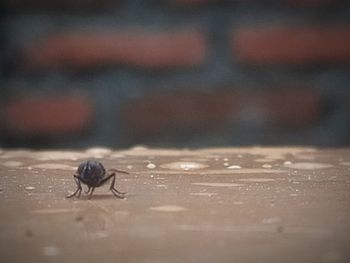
[96,161,106,176]
[109,168,130,174]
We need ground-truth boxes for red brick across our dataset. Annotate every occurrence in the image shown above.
[259,88,321,127]
[2,93,94,138]
[232,25,350,65]
[24,29,207,70]
[121,91,237,138]
[120,88,321,139]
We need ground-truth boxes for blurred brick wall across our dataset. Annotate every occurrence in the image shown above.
[1,0,350,148]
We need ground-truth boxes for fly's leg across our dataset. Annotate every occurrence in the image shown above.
[98,173,126,199]
[66,175,82,198]
[85,186,91,194]
[88,187,95,200]
[109,173,126,198]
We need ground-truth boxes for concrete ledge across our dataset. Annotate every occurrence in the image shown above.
[0,147,349,262]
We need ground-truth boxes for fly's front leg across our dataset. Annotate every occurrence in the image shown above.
[88,187,95,200]
[85,186,91,194]
[66,175,82,198]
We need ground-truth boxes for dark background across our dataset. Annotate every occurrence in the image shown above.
[1,0,350,149]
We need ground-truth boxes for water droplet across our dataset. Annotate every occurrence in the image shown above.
[161,162,208,171]
[113,211,129,217]
[284,162,333,170]
[42,246,60,256]
[35,151,87,161]
[32,163,76,170]
[227,165,242,169]
[262,217,282,224]
[33,208,83,214]
[147,163,156,169]
[238,178,275,182]
[262,164,272,168]
[156,184,168,188]
[150,205,187,212]
[25,186,35,190]
[3,161,23,168]
[255,158,275,163]
[85,147,112,158]
[190,193,217,197]
[193,182,242,187]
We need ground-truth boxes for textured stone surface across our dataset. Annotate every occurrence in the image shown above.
[0,147,350,262]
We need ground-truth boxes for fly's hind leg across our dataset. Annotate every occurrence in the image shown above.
[110,173,126,198]
[98,173,126,199]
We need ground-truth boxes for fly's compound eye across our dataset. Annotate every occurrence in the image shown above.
[77,163,85,174]
[77,161,91,174]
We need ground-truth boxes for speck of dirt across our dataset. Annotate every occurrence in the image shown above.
[75,215,84,222]
[25,230,33,237]
[276,225,284,233]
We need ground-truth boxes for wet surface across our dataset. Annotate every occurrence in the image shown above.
[0,147,350,262]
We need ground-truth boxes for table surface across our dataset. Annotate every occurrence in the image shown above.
[0,147,350,263]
